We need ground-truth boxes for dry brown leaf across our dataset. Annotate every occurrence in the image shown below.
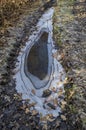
[63,77,68,84]
[61,101,66,109]
[31,89,36,95]
[29,102,36,107]
[0,29,4,34]
[58,91,63,96]
[57,81,62,86]
[61,115,67,121]
[40,116,47,122]
[25,108,30,114]
[47,118,55,122]
[31,110,38,116]
[69,91,75,99]
[61,104,65,109]
[61,53,65,59]
[53,98,58,106]
[59,88,63,92]
[46,114,54,122]
[43,124,47,130]
[51,87,56,92]
[61,100,66,105]
[52,52,57,59]
[20,104,26,110]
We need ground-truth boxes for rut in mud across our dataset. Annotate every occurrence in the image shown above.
[14,8,66,119]
[0,0,86,130]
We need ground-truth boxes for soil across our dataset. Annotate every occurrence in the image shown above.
[0,0,86,130]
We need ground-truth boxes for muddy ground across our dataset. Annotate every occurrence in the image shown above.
[0,0,86,130]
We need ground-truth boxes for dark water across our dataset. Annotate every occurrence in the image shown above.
[27,32,48,80]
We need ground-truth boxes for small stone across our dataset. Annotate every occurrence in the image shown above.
[58,88,64,96]
[42,89,52,97]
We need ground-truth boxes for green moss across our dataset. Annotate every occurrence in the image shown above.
[68,104,77,113]
[53,23,63,47]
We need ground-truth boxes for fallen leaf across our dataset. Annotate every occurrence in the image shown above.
[47,117,55,122]
[29,102,36,107]
[31,89,36,95]
[0,29,4,34]
[20,104,26,110]
[61,101,67,109]
[57,81,62,86]
[69,91,75,99]
[61,115,66,121]
[61,100,66,105]
[52,52,57,59]
[43,124,47,130]
[51,87,56,92]
[31,110,38,116]
[53,98,58,106]
[61,53,65,59]
[25,108,30,114]
[40,116,47,122]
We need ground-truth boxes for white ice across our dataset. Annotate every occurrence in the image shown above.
[13,8,66,117]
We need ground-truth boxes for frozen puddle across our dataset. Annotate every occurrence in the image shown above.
[14,8,66,118]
